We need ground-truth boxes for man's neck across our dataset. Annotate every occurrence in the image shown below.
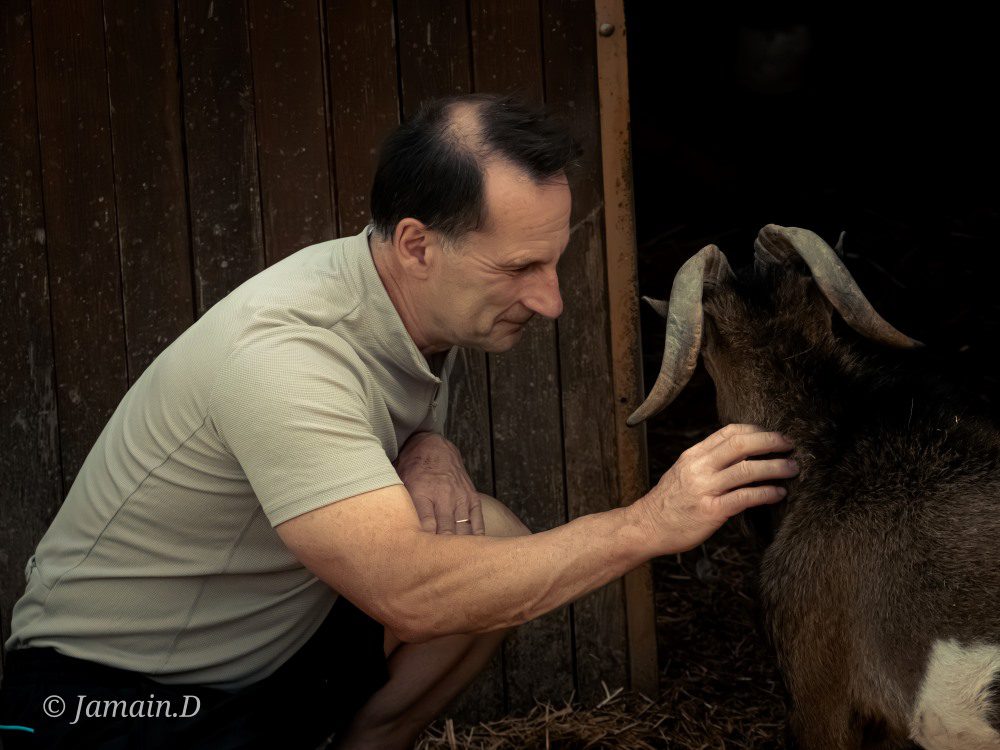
[368,232,448,357]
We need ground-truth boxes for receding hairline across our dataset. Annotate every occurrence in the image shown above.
[372,93,576,247]
[437,99,489,158]
[438,99,570,185]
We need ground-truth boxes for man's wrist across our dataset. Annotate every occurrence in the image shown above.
[618,495,664,560]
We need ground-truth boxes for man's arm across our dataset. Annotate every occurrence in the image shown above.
[276,423,797,643]
[277,482,642,642]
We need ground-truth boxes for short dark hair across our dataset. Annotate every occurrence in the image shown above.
[370,93,580,247]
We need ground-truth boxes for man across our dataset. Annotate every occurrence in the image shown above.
[0,94,797,749]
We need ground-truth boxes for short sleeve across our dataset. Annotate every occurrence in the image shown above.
[209,330,402,527]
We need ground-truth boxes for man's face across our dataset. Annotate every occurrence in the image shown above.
[425,162,572,353]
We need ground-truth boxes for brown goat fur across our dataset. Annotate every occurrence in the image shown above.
[696,263,1000,748]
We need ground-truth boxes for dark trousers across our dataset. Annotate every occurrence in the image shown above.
[0,596,390,749]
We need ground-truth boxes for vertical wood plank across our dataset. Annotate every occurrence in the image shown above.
[396,0,471,103]
[177,0,264,314]
[0,0,64,678]
[395,0,505,721]
[103,0,194,379]
[543,0,632,701]
[31,0,129,490]
[470,0,577,713]
[325,0,399,236]
[248,0,335,264]
[593,0,658,697]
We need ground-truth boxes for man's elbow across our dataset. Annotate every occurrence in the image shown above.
[381,590,463,644]
[386,622,434,644]
[381,605,430,643]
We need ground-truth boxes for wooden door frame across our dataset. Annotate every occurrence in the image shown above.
[594,0,659,698]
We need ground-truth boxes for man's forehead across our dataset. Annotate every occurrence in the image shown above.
[481,164,571,240]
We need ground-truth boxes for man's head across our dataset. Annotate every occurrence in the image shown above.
[369,94,580,354]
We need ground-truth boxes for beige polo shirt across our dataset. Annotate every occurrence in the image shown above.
[5,225,458,690]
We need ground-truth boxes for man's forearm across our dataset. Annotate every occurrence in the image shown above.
[282,425,797,643]
[372,504,651,642]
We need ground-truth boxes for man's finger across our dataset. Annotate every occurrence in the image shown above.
[707,430,793,470]
[437,510,456,535]
[411,495,438,533]
[718,485,787,515]
[468,493,486,536]
[454,493,473,536]
[686,423,762,456]
[711,457,799,494]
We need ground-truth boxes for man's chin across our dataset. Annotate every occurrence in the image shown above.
[481,326,525,353]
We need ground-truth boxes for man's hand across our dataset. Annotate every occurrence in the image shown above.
[632,423,798,556]
[394,431,483,535]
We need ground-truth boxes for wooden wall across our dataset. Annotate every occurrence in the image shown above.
[0,0,654,720]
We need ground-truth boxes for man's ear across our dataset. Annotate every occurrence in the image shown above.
[393,218,435,280]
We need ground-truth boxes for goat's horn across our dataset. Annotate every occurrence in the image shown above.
[627,245,733,426]
[754,224,922,349]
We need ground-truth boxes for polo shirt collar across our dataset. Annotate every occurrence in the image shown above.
[342,224,456,385]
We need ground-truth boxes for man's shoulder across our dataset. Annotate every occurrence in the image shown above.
[205,233,363,335]
[220,324,369,393]
[207,323,378,451]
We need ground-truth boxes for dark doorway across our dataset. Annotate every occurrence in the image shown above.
[626,9,999,743]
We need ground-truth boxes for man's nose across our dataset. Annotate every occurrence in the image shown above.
[524,268,563,319]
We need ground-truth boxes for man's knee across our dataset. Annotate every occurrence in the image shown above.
[478,493,531,538]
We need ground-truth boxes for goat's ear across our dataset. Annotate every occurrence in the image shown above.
[642,296,669,319]
[833,230,846,258]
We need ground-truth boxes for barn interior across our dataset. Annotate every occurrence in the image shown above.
[626,10,1000,743]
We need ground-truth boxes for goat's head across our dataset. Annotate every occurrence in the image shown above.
[628,224,923,427]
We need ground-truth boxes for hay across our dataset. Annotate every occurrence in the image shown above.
[417,524,789,749]
[647,525,789,748]
[417,687,673,750]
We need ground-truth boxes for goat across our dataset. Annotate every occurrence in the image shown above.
[629,225,1000,749]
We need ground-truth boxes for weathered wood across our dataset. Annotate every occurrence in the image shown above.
[324,0,400,236]
[1,0,657,713]
[248,0,335,264]
[470,0,543,98]
[31,0,129,491]
[103,0,194,379]
[439,346,504,720]
[543,0,631,703]
[395,0,505,721]
[397,0,471,104]
[470,0,577,714]
[593,0,659,697]
[177,0,264,314]
[0,0,64,679]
